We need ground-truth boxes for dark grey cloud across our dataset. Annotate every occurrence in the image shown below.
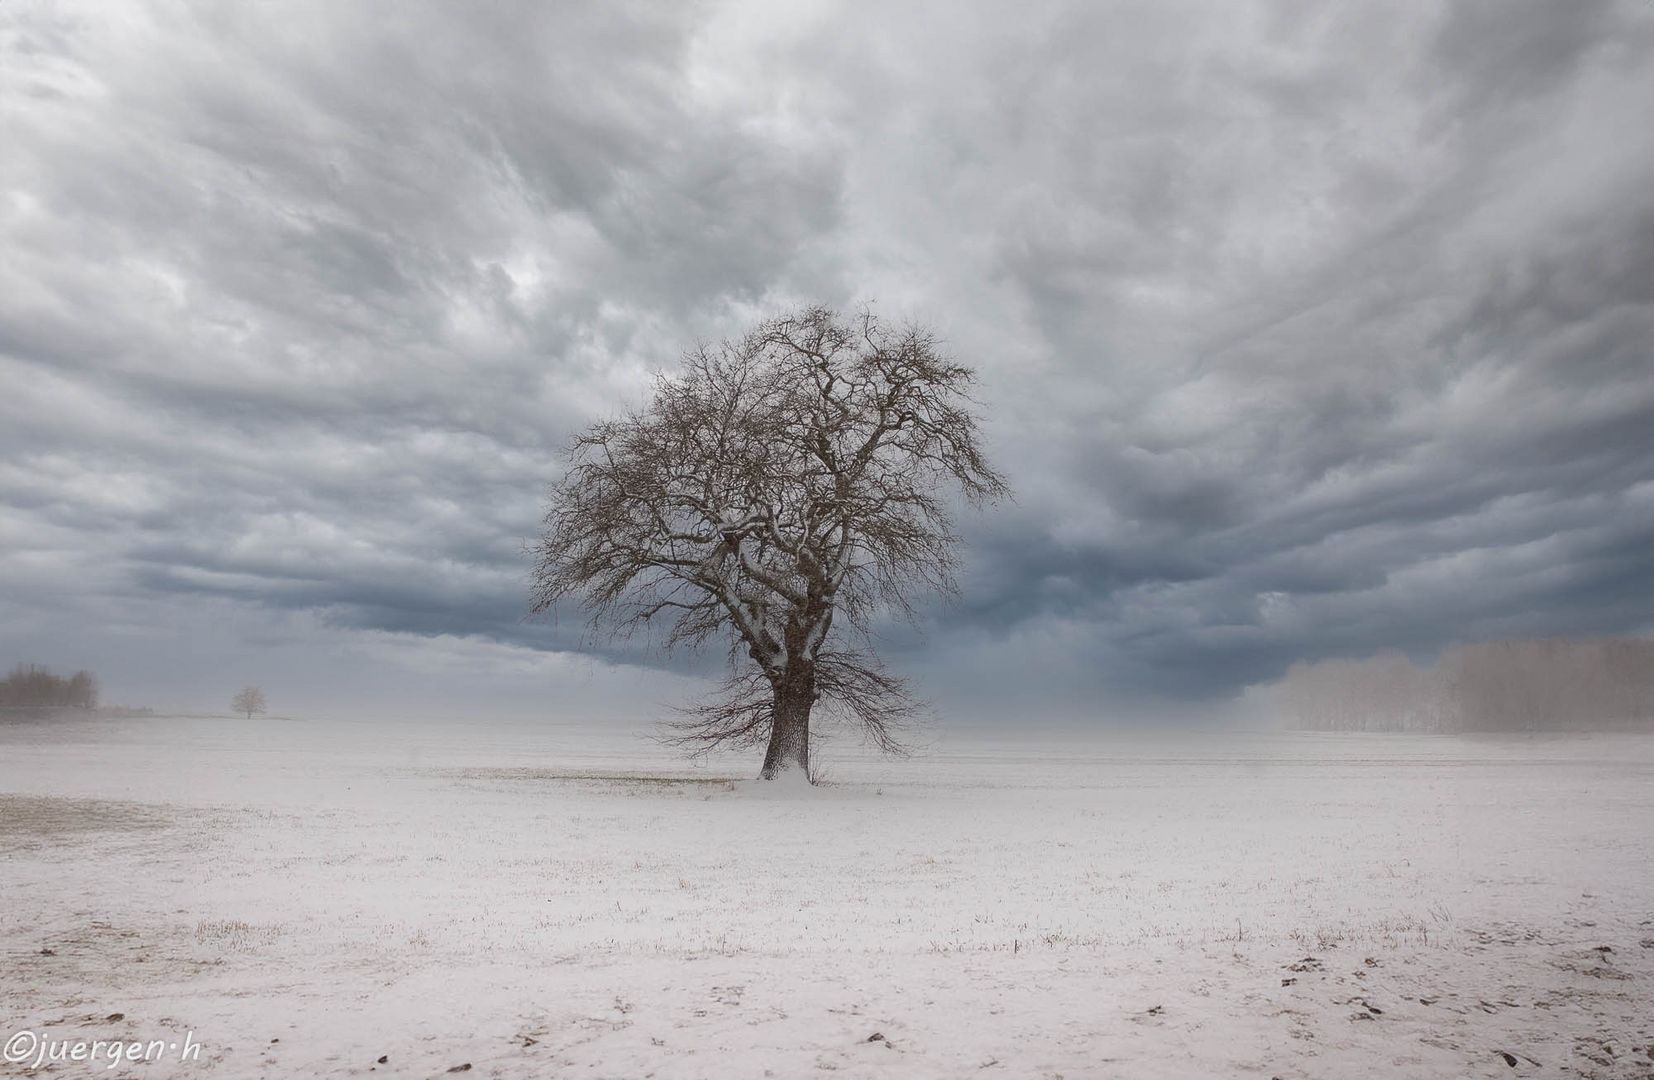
[1,0,1651,720]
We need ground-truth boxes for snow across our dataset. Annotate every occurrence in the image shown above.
[3,715,1652,1078]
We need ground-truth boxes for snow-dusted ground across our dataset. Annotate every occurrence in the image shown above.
[2,715,1652,1078]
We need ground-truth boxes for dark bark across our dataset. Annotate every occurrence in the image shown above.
[759,667,814,779]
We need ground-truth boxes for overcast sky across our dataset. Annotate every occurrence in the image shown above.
[3,1,1652,723]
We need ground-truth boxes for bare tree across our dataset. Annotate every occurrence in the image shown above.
[67,670,98,710]
[531,306,1008,780]
[231,686,266,720]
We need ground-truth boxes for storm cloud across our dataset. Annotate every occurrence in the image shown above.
[2,1,1651,720]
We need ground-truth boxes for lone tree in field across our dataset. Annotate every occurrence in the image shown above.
[532,306,1007,780]
[231,686,266,720]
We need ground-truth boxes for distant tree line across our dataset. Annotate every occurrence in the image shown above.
[1270,639,1654,732]
[0,663,99,709]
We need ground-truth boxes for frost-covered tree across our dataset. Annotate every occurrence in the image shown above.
[231,686,266,720]
[532,307,1007,780]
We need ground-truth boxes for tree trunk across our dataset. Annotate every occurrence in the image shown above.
[759,670,814,780]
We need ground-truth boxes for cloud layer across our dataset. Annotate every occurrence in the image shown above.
[3,0,1652,719]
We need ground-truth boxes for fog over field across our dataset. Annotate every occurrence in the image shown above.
[3,0,1654,1076]
[5,716,1654,1077]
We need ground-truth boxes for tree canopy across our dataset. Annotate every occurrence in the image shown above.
[532,306,1007,777]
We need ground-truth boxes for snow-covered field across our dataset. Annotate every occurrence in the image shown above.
[3,715,1652,1078]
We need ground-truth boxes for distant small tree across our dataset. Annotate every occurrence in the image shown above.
[67,670,98,709]
[231,686,266,719]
